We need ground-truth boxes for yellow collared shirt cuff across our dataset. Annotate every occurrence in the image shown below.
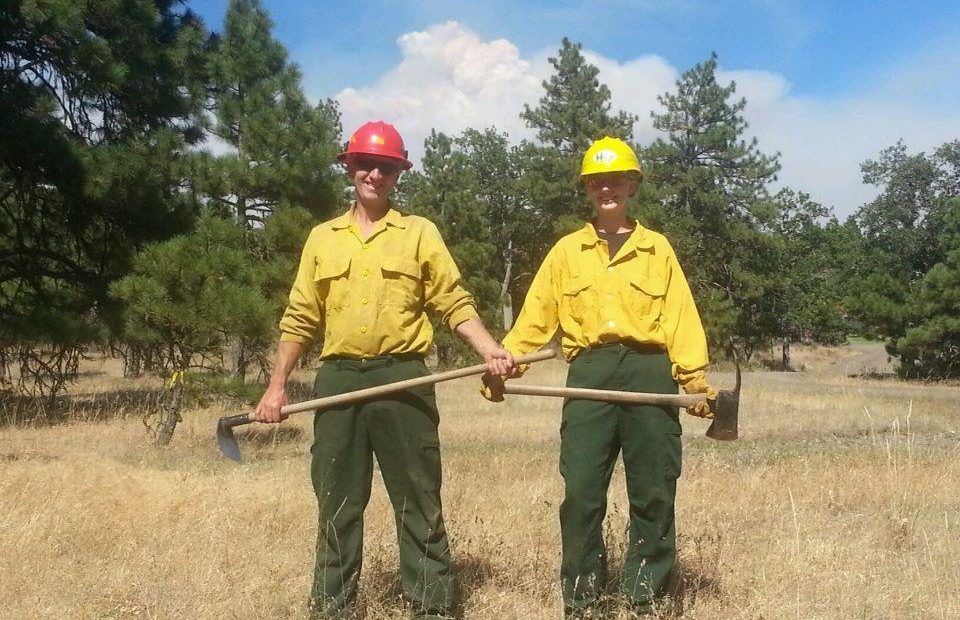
[447,304,480,329]
[279,332,313,344]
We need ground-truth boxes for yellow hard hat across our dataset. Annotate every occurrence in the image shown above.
[580,137,642,178]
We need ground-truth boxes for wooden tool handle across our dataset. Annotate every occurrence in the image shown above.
[501,383,705,408]
[276,349,557,416]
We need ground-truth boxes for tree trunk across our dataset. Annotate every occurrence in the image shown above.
[781,339,791,371]
[500,241,514,331]
[123,346,143,378]
[234,339,248,381]
[156,375,185,446]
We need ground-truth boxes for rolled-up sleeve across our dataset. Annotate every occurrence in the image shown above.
[420,222,479,328]
[278,229,324,345]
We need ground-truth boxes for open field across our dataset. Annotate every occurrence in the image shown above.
[1,344,959,619]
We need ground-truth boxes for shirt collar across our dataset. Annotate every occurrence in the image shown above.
[578,220,654,251]
[329,209,353,230]
[330,202,407,231]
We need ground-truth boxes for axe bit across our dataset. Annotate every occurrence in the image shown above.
[705,362,740,440]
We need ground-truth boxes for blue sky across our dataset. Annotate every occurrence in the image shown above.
[189,0,960,217]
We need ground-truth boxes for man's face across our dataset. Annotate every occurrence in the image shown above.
[347,155,403,204]
[583,172,638,214]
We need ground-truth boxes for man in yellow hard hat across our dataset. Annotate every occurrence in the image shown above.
[484,137,715,616]
[255,121,515,620]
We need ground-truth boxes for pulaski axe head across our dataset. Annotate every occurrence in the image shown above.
[706,361,740,441]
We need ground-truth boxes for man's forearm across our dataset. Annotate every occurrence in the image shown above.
[269,340,306,388]
[454,317,500,357]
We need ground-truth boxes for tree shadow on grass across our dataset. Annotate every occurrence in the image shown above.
[355,551,494,619]
[849,370,897,381]
[665,556,720,617]
[453,552,496,618]
[0,388,166,428]
[0,377,317,430]
[359,558,403,619]
[233,423,305,446]
[585,553,719,618]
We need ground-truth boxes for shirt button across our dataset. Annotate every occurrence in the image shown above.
[607,266,614,272]
[361,269,369,277]
[608,320,616,328]
[606,293,614,300]
[360,326,368,334]
[361,297,369,305]
[361,244,368,250]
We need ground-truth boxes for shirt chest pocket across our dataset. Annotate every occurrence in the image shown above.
[625,272,667,319]
[313,255,351,311]
[380,256,423,308]
[561,275,597,322]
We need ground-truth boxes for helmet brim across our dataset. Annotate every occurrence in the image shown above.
[337,150,413,170]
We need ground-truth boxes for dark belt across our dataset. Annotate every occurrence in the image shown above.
[576,340,665,359]
[320,352,425,369]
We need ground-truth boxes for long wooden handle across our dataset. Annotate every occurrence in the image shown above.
[275,349,553,416]
[221,349,555,427]
[501,383,705,408]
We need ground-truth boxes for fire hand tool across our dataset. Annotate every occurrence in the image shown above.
[216,349,557,461]
[498,363,741,440]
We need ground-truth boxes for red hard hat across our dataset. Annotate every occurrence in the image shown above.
[337,121,413,170]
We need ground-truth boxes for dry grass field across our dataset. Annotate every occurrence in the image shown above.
[2,344,959,619]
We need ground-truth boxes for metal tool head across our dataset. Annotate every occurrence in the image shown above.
[216,414,250,462]
[706,361,741,441]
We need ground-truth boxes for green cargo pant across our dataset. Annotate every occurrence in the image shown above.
[560,343,682,614]
[308,356,455,619]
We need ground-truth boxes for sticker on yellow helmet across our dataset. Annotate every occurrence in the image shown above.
[592,149,618,164]
[581,137,642,177]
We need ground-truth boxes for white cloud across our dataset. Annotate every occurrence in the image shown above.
[582,52,678,142]
[335,21,960,218]
[336,21,543,156]
[719,68,959,216]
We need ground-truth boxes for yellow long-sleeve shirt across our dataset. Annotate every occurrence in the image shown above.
[502,222,709,384]
[279,205,479,358]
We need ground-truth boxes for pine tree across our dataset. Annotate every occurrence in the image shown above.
[0,0,207,397]
[520,38,638,237]
[521,38,636,157]
[191,0,343,376]
[848,140,960,377]
[769,189,849,367]
[897,199,960,378]
[646,53,782,357]
[199,0,343,227]
[111,215,276,443]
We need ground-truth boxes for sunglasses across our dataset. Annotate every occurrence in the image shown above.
[583,173,634,188]
[352,157,403,176]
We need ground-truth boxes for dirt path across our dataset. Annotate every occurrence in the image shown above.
[816,342,895,378]
[741,342,960,405]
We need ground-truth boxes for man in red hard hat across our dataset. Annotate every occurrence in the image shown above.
[255,120,514,620]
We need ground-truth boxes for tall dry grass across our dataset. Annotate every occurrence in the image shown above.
[1,345,958,619]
